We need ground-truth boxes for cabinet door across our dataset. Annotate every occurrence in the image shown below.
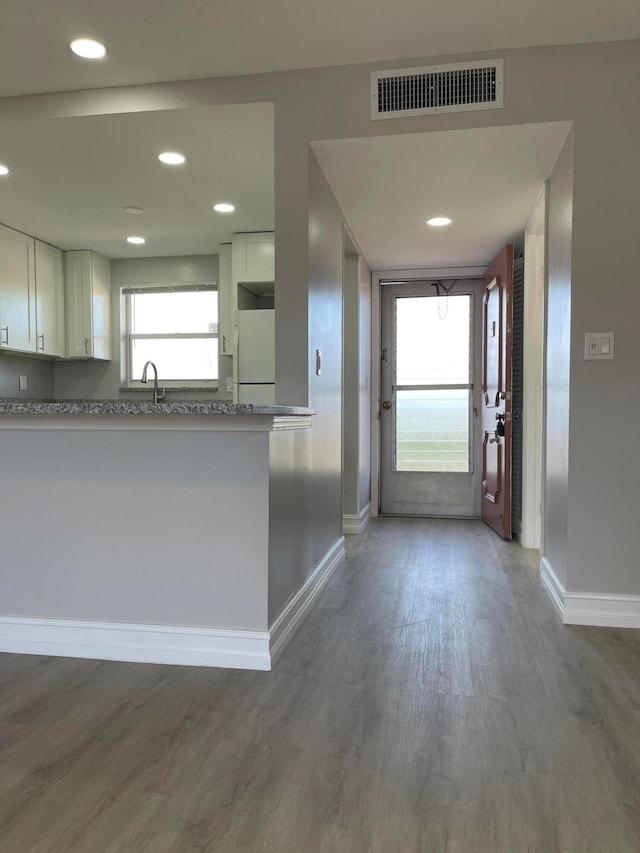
[64,250,93,357]
[35,240,65,357]
[232,232,274,283]
[90,252,111,361]
[0,223,36,353]
[218,243,234,356]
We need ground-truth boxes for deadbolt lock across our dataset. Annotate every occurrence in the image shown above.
[382,400,392,410]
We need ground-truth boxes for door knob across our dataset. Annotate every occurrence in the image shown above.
[382,400,392,409]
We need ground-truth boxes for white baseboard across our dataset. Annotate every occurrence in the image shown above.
[541,557,640,629]
[343,502,372,535]
[540,557,566,618]
[0,616,271,670]
[269,536,345,665]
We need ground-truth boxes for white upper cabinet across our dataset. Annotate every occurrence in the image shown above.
[0,223,36,353]
[218,243,233,356]
[34,240,65,357]
[64,250,112,360]
[232,232,274,283]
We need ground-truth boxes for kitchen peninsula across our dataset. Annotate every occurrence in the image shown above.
[0,400,342,672]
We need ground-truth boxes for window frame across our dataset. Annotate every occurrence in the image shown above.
[122,282,219,390]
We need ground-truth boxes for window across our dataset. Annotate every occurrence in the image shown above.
[124,284,218,386]
[394,293,472,472]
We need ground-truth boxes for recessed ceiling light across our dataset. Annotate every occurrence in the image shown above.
[69,38,107,59]
[124,206,144,215]
[213,203,235,213]
[158,152,186,165]
[0,165,9,176]
[126,236,146,245]
[426,217,453,227]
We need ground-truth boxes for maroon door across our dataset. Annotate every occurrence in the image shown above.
[481,245,513,539]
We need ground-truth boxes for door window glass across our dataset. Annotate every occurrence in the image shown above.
[395,294,471,472]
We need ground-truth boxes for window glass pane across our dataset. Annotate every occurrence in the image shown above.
[396,294,470,385]
[395,389,469,472]
[131,338,218,381]
[131,290,217,334]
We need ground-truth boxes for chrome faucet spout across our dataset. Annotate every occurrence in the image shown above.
[140,360,165,404]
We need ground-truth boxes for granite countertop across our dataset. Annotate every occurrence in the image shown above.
[0,399,314,417]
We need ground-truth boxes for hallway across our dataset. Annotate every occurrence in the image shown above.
[1,518,640,851]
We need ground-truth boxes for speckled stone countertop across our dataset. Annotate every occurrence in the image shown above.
[0,399,314,417]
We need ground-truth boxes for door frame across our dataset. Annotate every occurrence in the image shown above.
[370,266,486,516]
[521,185,547,550]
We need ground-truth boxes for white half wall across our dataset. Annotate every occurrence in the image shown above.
[0,427,270,630]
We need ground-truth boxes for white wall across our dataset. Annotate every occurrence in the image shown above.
[359,261,372,514]
[1,38,639,605]
[543,130,573,586]
[268,427,313,623]
[0,353,53,399]
[308,150,344,567]
[342,246,360,519]
[53,253,232,400]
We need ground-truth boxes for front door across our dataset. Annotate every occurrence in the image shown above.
[480,245,514,539]
[380,279,481,516]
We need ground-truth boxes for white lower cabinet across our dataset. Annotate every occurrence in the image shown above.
[64,250,112,360]
[0,223,36,353]
[34,240,65,357]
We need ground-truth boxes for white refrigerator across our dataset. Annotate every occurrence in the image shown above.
[233,309,275,404]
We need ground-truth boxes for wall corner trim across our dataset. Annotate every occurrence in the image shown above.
[269,536,346,665]
[541,557,640,629]
[343,502,372,535]
[0,617,271,670]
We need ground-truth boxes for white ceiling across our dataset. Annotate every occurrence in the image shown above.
[0,3,630,270]
[312,123,572,270]
[0,0,637,98]
[0,105,274,258]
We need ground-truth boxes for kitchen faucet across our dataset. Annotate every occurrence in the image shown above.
[140,361,165,404]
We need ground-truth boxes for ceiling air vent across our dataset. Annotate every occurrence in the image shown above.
[371,59,503,120]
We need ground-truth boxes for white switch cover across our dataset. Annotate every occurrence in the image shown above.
[584,332,614,360]
[18,375,27,390]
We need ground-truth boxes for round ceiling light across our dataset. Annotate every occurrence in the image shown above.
[0,165,9,176]
[126,236,146,245]
[213,203,235,213]
[69,38,108,59]
[158,152,186,165]
[124,206,144,215]
[426,217,453,227]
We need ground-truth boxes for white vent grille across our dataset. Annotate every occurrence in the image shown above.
[371,59,503,120]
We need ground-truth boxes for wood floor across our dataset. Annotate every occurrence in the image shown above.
[2,518,640,852]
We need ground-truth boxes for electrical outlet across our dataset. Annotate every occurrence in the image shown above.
[226,377,234,392]
[18,375,27,391]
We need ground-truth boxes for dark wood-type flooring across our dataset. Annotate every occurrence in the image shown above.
[2,518,640,852]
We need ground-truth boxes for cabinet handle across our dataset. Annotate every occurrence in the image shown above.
[0,326,8,346]
[223,335,226,351]
[84,337,89,355]
[38,333,45,352]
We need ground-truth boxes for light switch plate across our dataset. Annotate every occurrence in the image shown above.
[584,332,614,360]
[18,375,27,391]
